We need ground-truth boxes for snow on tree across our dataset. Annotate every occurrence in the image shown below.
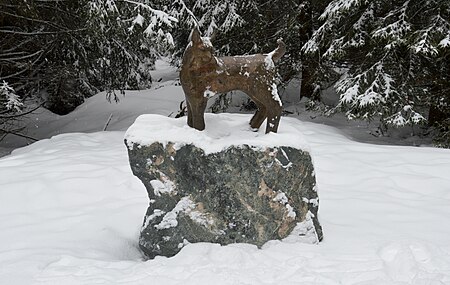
[0,82,22,112]
[0,80,36,141]
[0,0,175,140]
[303,0,449,144]
[158,0,246,62]
[84,0,177,102]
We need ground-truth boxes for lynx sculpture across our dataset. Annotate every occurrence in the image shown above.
[180,27,285,133]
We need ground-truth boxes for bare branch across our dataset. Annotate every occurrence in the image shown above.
[0,50,43,62]
[0,103,45,120]
[0,130,39,142]
[0,28,87,36]
[0,10,71,31]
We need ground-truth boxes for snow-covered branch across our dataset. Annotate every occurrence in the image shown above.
[122,0,178,27]
[372,1,411,49]
[0,82,22,112]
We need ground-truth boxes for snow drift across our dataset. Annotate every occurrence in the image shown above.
[0,60,449,284]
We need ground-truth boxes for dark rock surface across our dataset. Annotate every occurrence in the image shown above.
[126,141,323,259]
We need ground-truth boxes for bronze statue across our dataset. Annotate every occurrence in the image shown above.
[180,27,286,133]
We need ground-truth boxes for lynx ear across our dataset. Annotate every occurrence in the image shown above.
[191,26,202,44]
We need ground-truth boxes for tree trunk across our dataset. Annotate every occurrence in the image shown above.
[300,61,316,100]
[298,1,317,101]
[428,104,447,126]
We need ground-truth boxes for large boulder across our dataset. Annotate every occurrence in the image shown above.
[125,114,323,259]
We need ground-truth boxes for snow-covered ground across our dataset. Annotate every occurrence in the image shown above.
[0,60,449,284]
[0,60,184,157]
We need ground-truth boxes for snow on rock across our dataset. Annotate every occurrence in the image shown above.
[282,211,319,244]
[273,191,297,218]
[125,113,310,154]
[273,191,289,204]
[150,171,176,196]
[154,197,195,230]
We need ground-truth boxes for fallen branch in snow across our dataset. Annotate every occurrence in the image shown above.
[0,130,38,142]
[174,100,186,118]
[103,113,113,131]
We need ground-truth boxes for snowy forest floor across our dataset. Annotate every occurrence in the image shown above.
[0,60,449,284]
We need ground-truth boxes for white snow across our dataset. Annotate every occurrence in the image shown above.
[273,192,289,204]
[125,114,310,154]
[273,192,297,218]
[285,204,296,218]
[153,195,212,232]
[0,59,183,155]
[147,209,166,222]
[142,209,166,230]
[150,171,176,196]
[201,36,213,48]
[132,14,145,27]
[439,35,450,48]
[273,148,293,170]
[270,82,283,106]
[283,211,318,244]
[264,51,275,69]
[0,59,450,284]
[155,197,195,230]
[203,86,216,98]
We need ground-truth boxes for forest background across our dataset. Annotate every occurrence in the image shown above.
[1,0,448,147]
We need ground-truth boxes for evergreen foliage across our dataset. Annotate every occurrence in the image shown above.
[1,0,448,146]
[303,0,449,144]
[0,0,174,140]
[0,0,175,115]
[161,0,329,103]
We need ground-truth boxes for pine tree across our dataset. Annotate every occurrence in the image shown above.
[0,0,175,140]
[82,0,176,103]
[303,0,450,144]
[158,0,245,63]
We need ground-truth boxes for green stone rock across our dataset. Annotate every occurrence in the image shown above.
[126,141,323,259]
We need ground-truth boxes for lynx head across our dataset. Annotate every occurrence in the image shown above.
[187,27,215,66]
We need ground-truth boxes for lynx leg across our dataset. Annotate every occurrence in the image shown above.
[186,99,194,128]
[250,105,267,130]
[190,97,207,131]
[265,101,282,134]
